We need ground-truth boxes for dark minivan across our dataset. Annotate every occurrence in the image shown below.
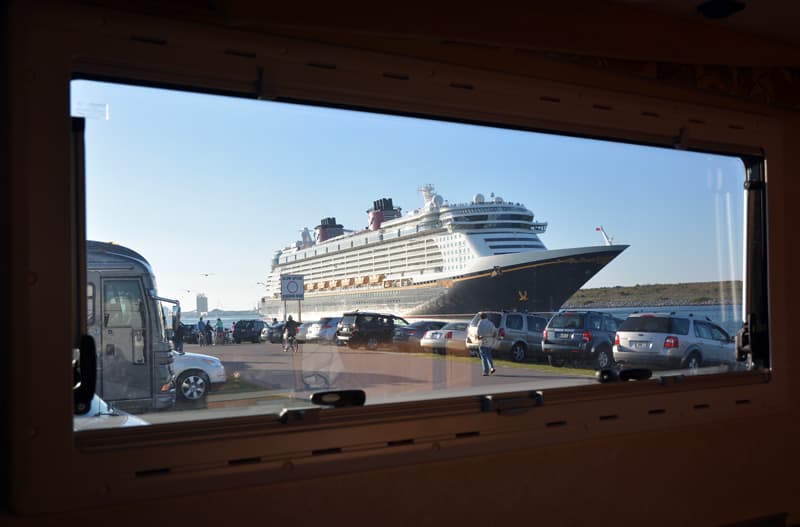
[336,311,409,349]
[232,319,269,343]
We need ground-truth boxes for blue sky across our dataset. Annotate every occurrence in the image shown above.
[71,80,745,311]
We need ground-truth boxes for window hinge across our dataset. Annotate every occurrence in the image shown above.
[736,315,753,362]
[744,180,765,191]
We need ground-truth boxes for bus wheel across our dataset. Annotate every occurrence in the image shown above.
[177,370,209,401]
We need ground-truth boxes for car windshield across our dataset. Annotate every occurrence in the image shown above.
[72,79,748,429]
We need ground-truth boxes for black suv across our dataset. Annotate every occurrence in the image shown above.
[541,310,622,369]
[267,321,285,343]
[232,319,269,343]
[336,311,409,350]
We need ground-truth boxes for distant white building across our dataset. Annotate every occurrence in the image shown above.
[196,293,208,314]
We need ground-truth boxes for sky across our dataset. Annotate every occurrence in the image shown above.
[71,80,745,311]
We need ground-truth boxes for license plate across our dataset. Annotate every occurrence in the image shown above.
[431,332,441,339]
[557,332,571,339]
[632,341,650,350]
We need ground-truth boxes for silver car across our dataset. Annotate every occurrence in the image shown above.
[306,317,342,344]
[613,313,736,371]
[420,321,469,355]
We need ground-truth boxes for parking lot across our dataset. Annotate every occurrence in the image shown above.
[177,340,595,408]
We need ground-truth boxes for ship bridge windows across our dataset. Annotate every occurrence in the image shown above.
[453,222,534,231]
[489,243,544,250]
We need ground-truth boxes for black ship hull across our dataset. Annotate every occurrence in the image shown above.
[261,245,627,319]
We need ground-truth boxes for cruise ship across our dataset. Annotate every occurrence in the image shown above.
[259,185,627,319]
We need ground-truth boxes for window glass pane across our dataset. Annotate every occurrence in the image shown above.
[87,283,95,325]
[71,79,749,429]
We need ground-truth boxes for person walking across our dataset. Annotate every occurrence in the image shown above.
[475,312,497,376]
[197,317,206,346]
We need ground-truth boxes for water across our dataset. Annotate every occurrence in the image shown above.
[180,315,268,330]
[179,305,743,334]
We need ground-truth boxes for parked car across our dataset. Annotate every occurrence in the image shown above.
[73,395,149,431]
[296,322,311,343]
[306,317,341,344]
[613,312,737,371]
[172,349,226,402]
[268,322,285,343]
[466,311,549,362]
[392,320,448,352]
[232,319,269,343]
[336,311,409,349]
[420,321,469,355]
[541,310,622,369]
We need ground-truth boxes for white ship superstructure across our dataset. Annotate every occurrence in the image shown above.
[260,184,627,318]
[263,185,548,297]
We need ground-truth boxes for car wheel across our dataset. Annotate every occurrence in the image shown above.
[549,356,566,367]
[510,342,526,362]
[177,370,210,401]
[234,339,240,344]
[686,352,702,373]
[367,336,379,350]
[595,346,613,370]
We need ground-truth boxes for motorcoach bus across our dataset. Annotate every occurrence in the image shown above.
[86,241,179,412]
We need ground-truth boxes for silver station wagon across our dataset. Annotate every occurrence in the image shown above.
[613,312,736,371]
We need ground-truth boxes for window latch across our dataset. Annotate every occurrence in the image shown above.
[481,391,543,415]
[278,390,367,425]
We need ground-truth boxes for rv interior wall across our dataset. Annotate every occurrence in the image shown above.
[6,1,799,526]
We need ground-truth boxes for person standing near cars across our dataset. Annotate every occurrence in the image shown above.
[215,317,224,345]
[205,321,214,347]
[476,312,497,376]
[173,322,185,352]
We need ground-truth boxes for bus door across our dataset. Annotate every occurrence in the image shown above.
[100,278,150,402]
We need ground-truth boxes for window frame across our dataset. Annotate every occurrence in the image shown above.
[9,6,780,515]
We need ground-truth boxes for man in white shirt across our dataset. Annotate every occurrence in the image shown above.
[475,312,497,376]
